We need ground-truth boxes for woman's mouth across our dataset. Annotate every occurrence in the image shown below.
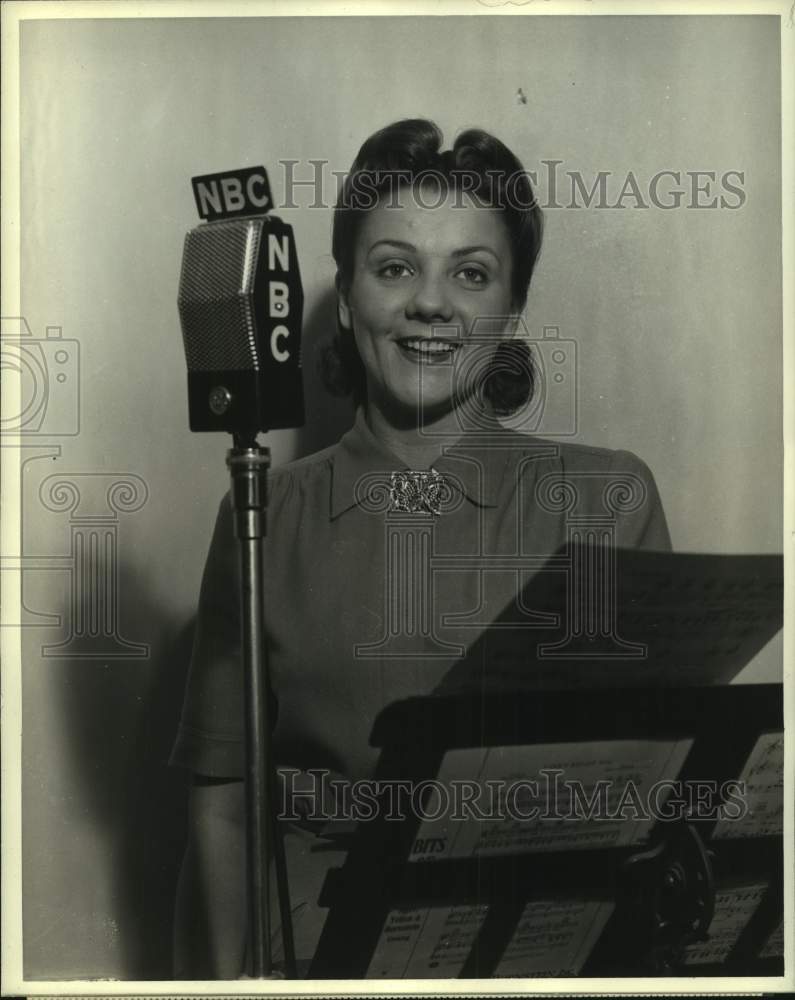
[396,337,461,364]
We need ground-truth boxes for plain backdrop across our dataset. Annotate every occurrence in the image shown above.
[14,13,782,979]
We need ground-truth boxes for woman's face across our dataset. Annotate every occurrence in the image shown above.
[338,184,516,421]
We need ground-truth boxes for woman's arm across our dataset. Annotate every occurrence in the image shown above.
[173,777,247,979]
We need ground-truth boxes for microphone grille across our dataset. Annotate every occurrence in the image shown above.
[178,219,263,371]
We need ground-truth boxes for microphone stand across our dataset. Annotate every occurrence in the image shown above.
[228,435,295,978]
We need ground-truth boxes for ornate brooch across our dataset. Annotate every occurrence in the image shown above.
[389,470,446,515]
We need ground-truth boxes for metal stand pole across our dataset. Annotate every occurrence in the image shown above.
[228,438,295,978]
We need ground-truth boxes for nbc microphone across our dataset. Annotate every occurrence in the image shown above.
[177,165,304,435]
[176,164,301,978]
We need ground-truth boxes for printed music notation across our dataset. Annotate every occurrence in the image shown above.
[435,550,783,694]
[494,898,615,977]
[712,731,783,839]
[407,738,693,860]
[366,903,488,978]
[682,883,768,965]
[365,898,615,978]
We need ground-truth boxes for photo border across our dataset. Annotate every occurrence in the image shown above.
[1,0,792,995]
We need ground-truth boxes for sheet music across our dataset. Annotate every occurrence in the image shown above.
[494,898,614,977]
[682,883,768,965]
[409,738,692,859]
[365,903,488,978]
[712,732,783,839]
[436,551,783,694]
[758,918,784,959]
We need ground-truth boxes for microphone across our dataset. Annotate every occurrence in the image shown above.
[176,166,302,975]
[177,166,305,435]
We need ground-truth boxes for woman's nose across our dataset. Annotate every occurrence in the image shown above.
[405,271,454,323]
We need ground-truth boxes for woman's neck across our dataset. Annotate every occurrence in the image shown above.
[364,399,487,469]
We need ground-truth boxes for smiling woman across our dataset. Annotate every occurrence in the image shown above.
[339,188,514,421]
[323,119,543,429]
[170,119,671,979]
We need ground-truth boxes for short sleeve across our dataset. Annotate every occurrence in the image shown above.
[169,492,245,777]
[609,449,673,552]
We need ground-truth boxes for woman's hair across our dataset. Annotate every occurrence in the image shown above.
[322,118,544,414]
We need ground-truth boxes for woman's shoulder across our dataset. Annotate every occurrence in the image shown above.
[272,439,339,477]
[502,430,671,549]
[504,429,657,478]
[265,439,340,504]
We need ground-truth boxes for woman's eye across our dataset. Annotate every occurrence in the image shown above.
[378,262,413,280]
[456,266,488,285]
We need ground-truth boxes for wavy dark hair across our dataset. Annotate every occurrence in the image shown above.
[321,118,544,415]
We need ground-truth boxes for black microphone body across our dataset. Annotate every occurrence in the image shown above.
[178,175,304,434]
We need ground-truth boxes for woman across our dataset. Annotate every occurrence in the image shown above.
[171,119,671,978]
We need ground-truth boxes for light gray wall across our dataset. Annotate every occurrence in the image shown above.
[17,14,781,979]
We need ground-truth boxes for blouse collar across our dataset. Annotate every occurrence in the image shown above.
[330,407,514,519]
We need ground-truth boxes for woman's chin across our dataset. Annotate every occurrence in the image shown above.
[393,375,457,412]
[369,382,453,426]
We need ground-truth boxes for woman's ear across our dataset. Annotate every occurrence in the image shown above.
[336,273,352,332]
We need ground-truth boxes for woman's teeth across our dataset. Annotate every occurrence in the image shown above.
[399,338,459,355]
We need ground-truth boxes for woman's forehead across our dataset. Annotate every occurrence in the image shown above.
[355,187,511,259]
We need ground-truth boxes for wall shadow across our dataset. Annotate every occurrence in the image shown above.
[117,604,196,978]
[23,288,356,980]
[24,560,194,980]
